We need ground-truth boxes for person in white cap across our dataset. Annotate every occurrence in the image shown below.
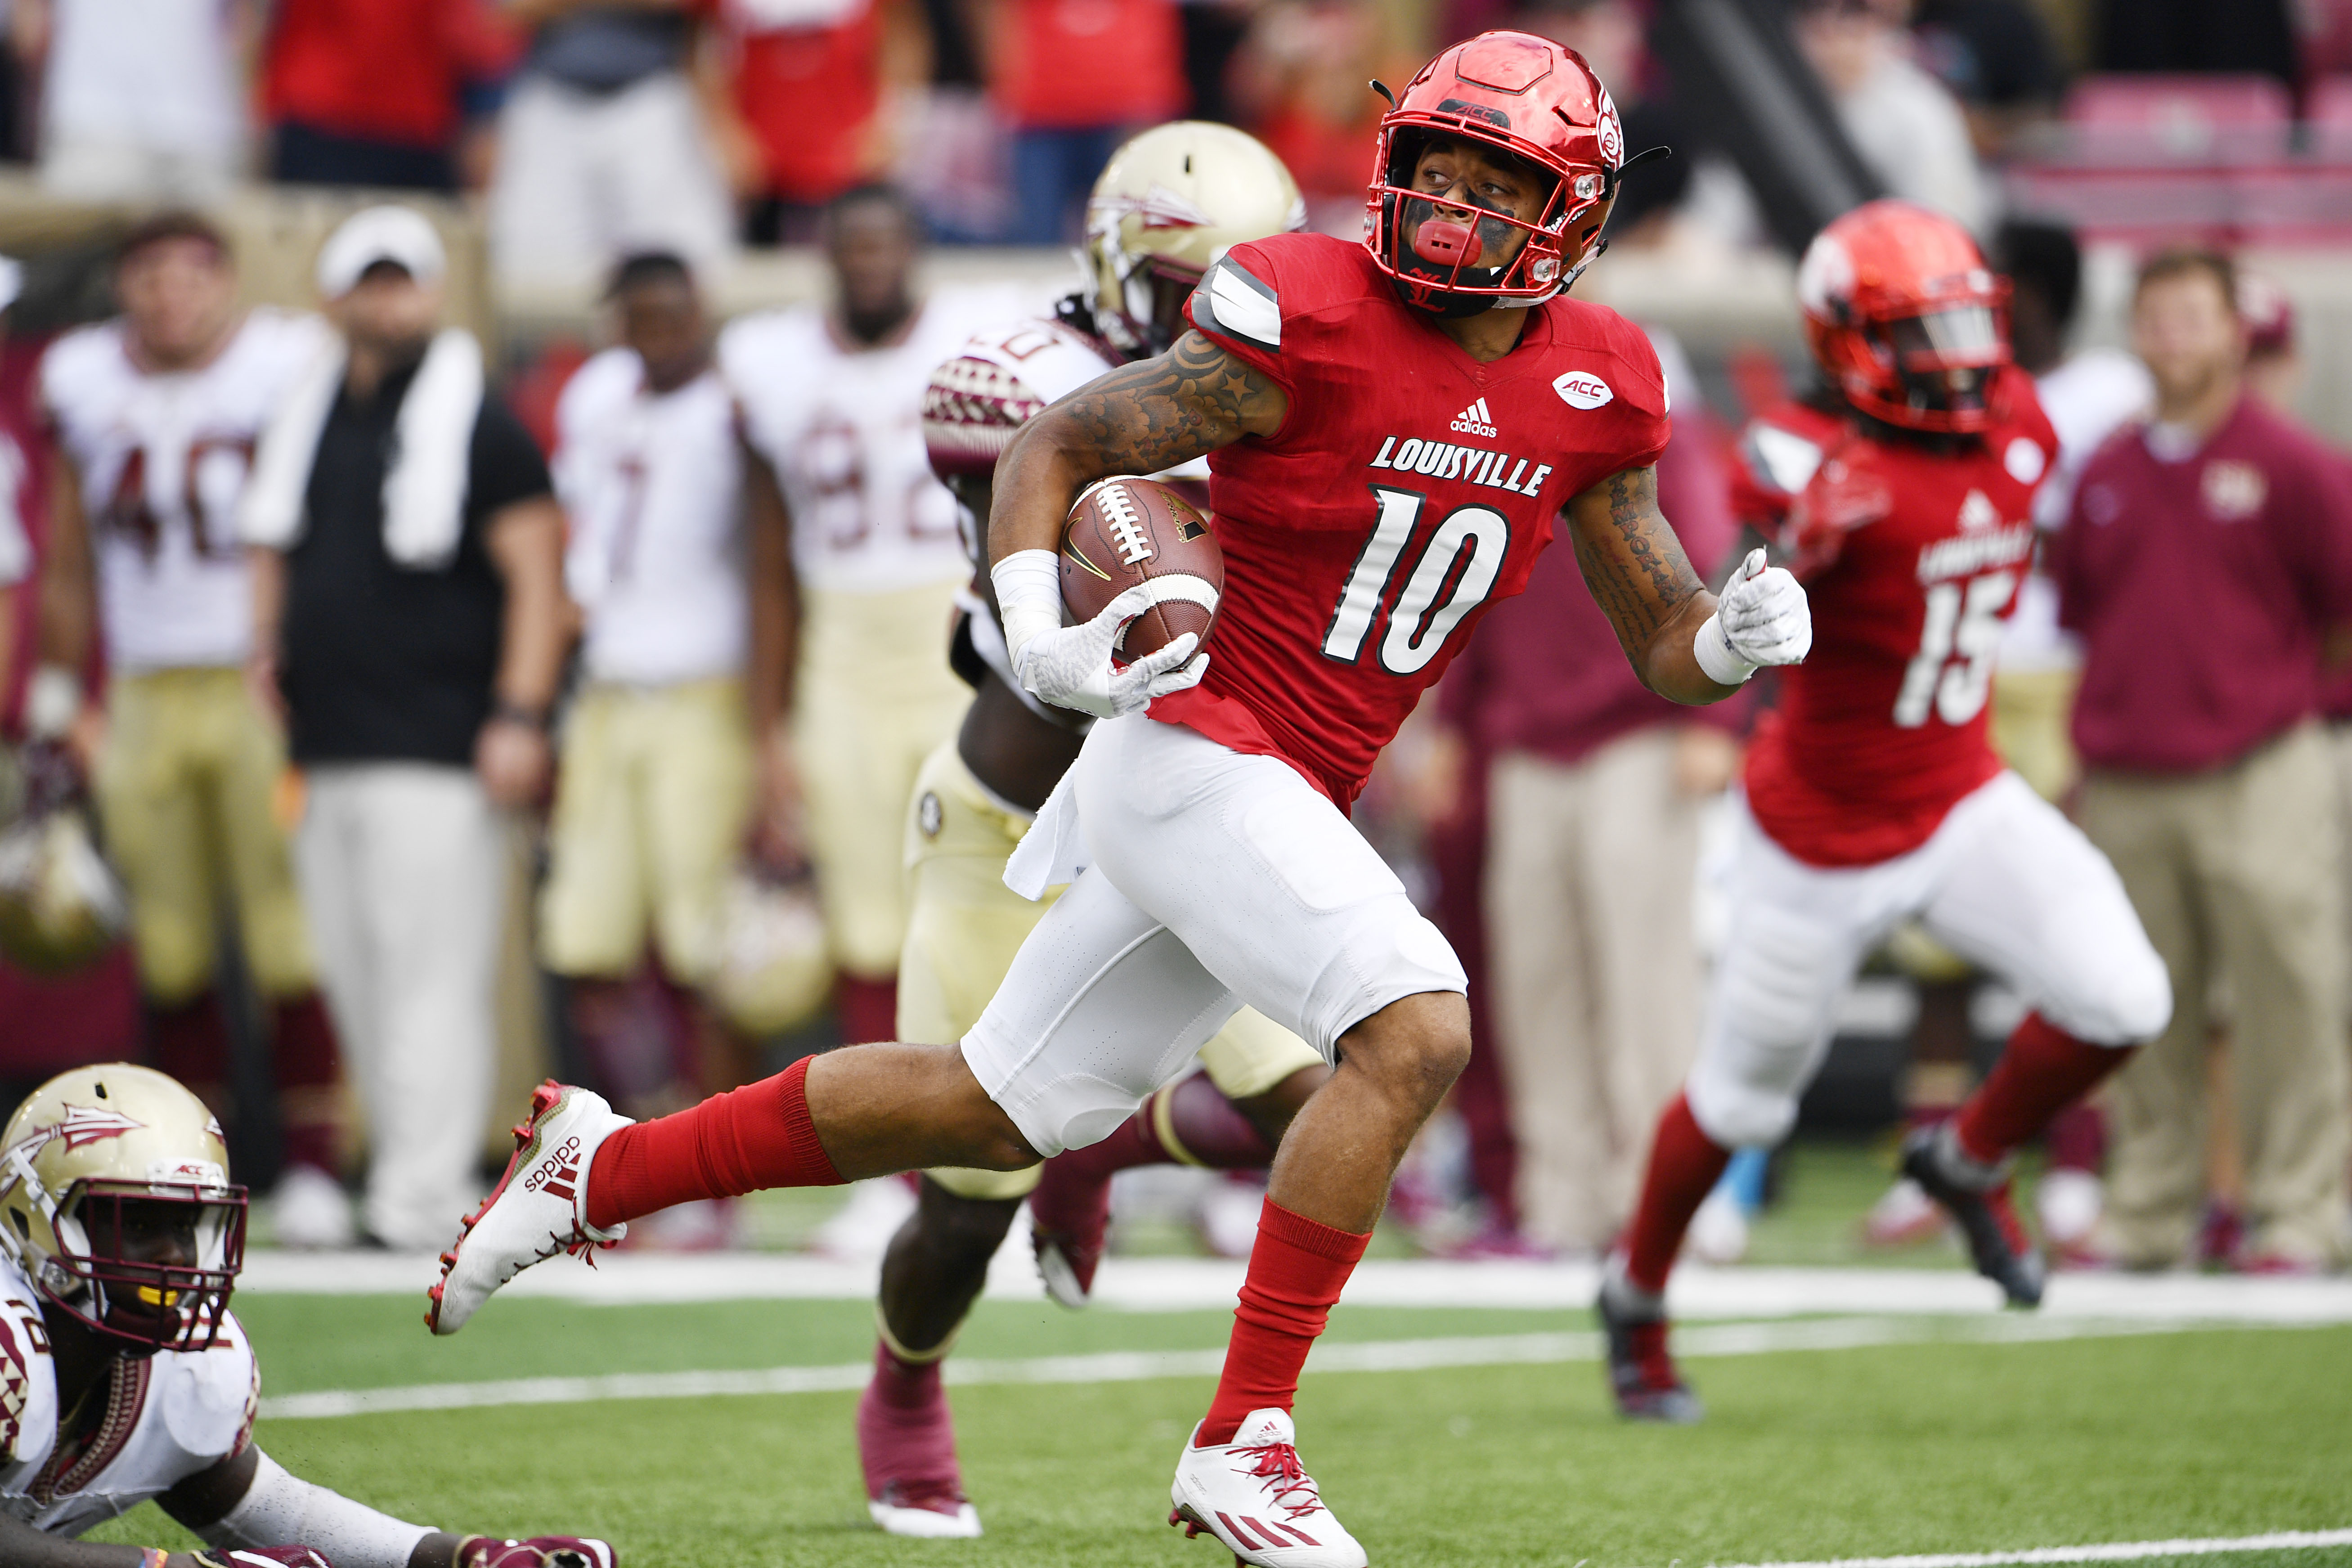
[26,214,357,1251]
[242,204,572,1252]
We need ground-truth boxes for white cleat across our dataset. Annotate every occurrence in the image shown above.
[869,1488,983,1538]
[1170,1408,1367,1568]
[426,1081,630,1335]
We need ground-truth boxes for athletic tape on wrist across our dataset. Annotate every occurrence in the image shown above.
[989,549,1064,662]
[1692,613,1756,685]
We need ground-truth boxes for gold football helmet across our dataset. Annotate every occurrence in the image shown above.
[0,1065,247,1354]
[1085,121,1307,359]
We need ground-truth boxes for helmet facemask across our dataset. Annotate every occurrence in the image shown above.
[1371,126,1594,316]
[1831,282,2011,434]
[19,1160,246,1356]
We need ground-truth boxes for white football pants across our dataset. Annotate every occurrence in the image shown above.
[962,714,1466,1158]
[1686,771,2172,1150]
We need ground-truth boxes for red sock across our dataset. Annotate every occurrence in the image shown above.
[269,993,343,1175]
[1953,1012,2132,1168]
[150,992,232,1111]
[835,974,898,1045]
[2044,1101,2106,1173]
[1623,1092,1731,1297]
[585,1056,843,1229]
[856,1340,961,1499]
[1197,1198,1369,1446]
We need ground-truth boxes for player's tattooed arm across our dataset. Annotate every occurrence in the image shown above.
[1566,465,1745,704]
[986,330,1288,564]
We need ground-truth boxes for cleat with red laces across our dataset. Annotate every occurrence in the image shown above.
[1028,1157,1113,1308]
[426,1082,631,1335]
[1169,1408,1366,1568]
[1900,1122,2045,1307]
[1596,1257,1702,1423]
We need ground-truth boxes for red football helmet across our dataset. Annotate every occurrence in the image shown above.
[1364,31,1628,314]
[1798,200,2012,435]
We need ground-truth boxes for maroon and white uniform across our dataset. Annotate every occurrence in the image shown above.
[0,1256,258,1533]
[921,310,1209,728]
[1684,372,2170,1150]
[964,231,1673,1157]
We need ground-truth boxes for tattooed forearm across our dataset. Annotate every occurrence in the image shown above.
[987,328,1287,565]
[1566,464,1739,705]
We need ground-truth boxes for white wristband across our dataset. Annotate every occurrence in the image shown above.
[989,549,1065,660]
[25,665,82,740]
[1693,613,1757,686]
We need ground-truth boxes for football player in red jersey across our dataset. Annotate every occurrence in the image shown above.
[1598,200,2175,1425]
[429,33,1811,1566]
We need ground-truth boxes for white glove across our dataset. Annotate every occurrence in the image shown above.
[992,549,1208,720]
[1694,547,1812,684]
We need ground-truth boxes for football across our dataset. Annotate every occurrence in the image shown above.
[1059,476,1223,662]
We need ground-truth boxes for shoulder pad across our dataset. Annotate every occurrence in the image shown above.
[922,355,1053,480]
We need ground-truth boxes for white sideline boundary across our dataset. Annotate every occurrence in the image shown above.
[255,1310,2302,1421]
[234,1250,2352,1324]
[1719,1527,2352,1566]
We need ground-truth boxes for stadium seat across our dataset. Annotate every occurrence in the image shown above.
[2063,74,2294,164]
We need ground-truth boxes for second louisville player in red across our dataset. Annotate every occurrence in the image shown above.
[1598,200,2175,1424]
[427,32,1810,1566]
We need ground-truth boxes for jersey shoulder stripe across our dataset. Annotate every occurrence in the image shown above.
[1193,256,1281,352]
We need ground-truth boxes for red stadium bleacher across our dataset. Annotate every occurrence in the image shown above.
[2062,74,2294,165]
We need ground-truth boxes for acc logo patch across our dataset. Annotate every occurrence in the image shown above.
[2202,460,2265,521]
[1553,372,1614,411]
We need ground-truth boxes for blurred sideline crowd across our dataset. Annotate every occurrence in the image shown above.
[1,0,2351,288]
[0,0,2348,1277]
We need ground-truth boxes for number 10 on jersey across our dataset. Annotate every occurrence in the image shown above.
[1323,486,1511,676]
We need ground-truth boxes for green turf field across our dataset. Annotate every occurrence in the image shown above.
[73,1292,2352,1568]
[80,1143,2352,1567]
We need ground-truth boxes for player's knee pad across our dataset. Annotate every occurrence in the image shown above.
[2049,940,2174,1047]
[1685,1053,1804,1150]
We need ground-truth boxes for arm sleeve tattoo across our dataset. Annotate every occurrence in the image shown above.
[1566,465,1707,666]
[1037,329,1287,480]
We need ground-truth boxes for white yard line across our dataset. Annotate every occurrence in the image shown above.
[236,1250,2352,1323]
[1719,1527,2352,1567]
[255,1311,2290,1422]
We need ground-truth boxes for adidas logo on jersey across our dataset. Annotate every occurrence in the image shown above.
[1957,489,2002,533]
[1450,398,1497,438]
[1369,435,1554,497]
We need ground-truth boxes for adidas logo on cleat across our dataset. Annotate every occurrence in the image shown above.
[1449,398,1496,438]
[524,1135,584,1204]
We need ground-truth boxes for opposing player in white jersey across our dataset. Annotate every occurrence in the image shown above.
[30,215,351,1247]
[0,1063,609,1568]
[719,186,1020,1053]
[541,254,759,1161]
[855,123,1328,1537]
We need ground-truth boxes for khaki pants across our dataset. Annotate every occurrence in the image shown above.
[2079,723,2351,1267]
[1485,730,1707,1252]
[95,668,316,1002]
[794,580,973,979]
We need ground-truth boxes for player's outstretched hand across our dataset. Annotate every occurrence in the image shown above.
[457,1536,617,1568]
[1696,548,1812,684]
[1011,585,1208,720]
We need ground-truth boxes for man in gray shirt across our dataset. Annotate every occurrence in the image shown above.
[489,0,736,296]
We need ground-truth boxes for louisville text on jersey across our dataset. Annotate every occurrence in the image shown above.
[1368,435,1554,496]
